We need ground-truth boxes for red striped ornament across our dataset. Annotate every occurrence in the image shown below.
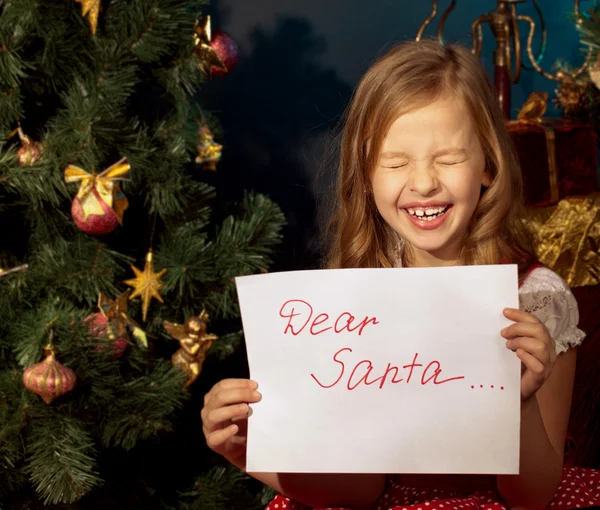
[23,345,76,404]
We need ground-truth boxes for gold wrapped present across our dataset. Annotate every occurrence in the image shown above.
[522,193,600,288]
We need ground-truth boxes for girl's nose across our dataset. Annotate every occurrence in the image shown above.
[408,165,440,197]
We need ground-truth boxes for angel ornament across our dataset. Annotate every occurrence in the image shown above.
[164,311,218,387]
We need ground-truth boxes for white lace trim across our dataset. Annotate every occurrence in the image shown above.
[519,267,586,355]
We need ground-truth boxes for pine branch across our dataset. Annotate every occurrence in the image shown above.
[206,330,242,361]
[179,465,275,510]
[576,6,600,50]
[1,156,69,209]
[0,369,29,498]
[22,236,131,307]
[204,193,286,318]
[101,360,188,450]
[25,412,102,505]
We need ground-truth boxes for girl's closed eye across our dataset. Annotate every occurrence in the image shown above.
[383,161,409,170]
[437,158,467,166]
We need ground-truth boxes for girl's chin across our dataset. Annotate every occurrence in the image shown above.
[400,237,462,263]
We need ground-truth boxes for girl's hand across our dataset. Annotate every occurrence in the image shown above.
[201,378,262,468]
[501,308,557,400]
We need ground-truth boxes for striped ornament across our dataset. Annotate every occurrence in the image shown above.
[23,345,76,404]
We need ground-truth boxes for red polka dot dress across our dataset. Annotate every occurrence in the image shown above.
[265,468,600,510]
[264,268,600,510]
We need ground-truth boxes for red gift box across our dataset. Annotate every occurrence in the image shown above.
[507,119,599,207]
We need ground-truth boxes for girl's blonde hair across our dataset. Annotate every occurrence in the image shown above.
[325,40,534,275]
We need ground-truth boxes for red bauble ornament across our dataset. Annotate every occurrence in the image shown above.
[23,345,77,404]
[71,186,121,236]
[84,312,128,359]
[65,158,130,236]
[210,30,238,77]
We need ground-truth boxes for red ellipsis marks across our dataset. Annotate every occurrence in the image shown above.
[470,384,506,390]
[279,300,379,337]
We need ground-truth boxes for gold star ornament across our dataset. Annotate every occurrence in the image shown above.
[75,0,101,35]
[123,250,167,322]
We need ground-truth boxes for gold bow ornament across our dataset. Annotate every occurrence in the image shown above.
[193,16,228,77]
[64,158,130,235]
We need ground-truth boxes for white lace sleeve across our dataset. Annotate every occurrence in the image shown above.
[519,267,586,355]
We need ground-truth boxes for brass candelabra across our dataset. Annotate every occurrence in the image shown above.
[416,0,594,118]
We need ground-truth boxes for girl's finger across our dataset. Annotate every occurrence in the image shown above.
[517,348,545,376]
[204,380,257,405]
[211,388,262,409]
[214,379,259,391]
[506,337,550,364]
[203,403,250,430]
[503,308,540,324]
[232,405,253,423]
[206,424,239,450]
[501,321,546,340]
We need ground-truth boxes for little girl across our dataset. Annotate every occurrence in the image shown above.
[201,41,600,509]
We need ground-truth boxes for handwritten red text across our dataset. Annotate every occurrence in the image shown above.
[311,348,465,390]
[279,300,379,337]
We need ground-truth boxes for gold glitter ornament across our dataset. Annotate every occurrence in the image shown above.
[195,125,222,171]
[75,0,101,34]
[23,345,77,404]
[123,250,167,322]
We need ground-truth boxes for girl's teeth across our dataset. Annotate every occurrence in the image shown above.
[406,205,449,219]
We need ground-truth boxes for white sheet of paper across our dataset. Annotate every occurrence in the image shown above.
[235,265,520,474]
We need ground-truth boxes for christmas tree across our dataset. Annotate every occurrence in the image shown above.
[555,3,600,132]
[0,0,284,507]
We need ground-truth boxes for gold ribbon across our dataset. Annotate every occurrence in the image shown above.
[507,92,560,203]
[64,157,130,208]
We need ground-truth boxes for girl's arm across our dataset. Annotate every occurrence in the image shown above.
[247,472,387,510]
[496,347,576,509]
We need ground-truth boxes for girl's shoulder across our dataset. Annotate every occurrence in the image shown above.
[519,266,586,354]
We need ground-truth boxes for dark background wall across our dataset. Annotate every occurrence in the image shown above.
[202,0,590,271]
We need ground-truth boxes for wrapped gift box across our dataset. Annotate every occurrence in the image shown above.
[521,193,600,288]
[507,119,599,207]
